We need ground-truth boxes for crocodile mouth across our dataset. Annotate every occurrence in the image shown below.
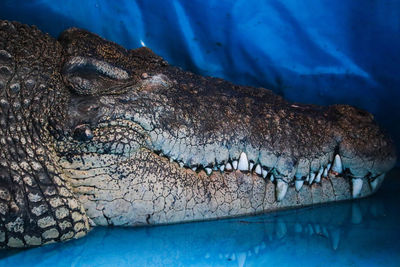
[55,27,396,226]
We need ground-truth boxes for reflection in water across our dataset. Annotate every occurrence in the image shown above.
[1,170,399,267]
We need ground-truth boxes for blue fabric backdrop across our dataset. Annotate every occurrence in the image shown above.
[1,0,399,161]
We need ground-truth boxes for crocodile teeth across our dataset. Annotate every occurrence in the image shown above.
[255,164,262,175]
[262,169,268,178]
[192,167,197,171]
[370,174,385,191]
[249,162,254,171]
[315,167,323,183]
[276,179,288,201]
[323,167,328,177]
[225,162,233,171]
[219,165,225,172]
[309,173,316,184]
[179,162,184,168]
[205,167,212,175]
[270,174,275,182]
[352,178,363,198]
[232,160,238,170]
[238,152,249,171]
[295,180,304,192]
[332,154,343,174]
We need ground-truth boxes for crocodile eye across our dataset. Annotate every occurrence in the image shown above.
[62,56,132,96]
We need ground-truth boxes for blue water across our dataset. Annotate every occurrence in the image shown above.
[1,169,399,267]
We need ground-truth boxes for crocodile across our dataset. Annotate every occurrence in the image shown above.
[0,20,396,248]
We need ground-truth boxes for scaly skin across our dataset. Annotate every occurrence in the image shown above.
[0,20,396,248]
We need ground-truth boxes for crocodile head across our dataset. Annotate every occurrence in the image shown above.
[0,21,396,248]
[55,28,396,226]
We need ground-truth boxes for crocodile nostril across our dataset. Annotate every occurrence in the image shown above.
[73,124,93,141]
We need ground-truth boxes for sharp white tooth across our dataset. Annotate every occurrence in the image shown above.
[262,168,268,178]
[352,178,363,198]
[179,162,184,168]
[238,152,249,171]
[323,167,328,177]
[370,173,385,191]
[295,180,304,192]
[276,179,288,201]
[232,160,238,170]
[255,164,262,175]
[205,167,212,175]
[169,157,174,162]
[326,163,331,173]
[192,167,197,171]
[237,252,247,267]
[249,162,254,171]
[332,154,343,173]
[270,174,275,182]
[309,172,316,184]
[219,165,225,172]
[225,162,232,171]
[315,167,323,183]
[213,165,218,171]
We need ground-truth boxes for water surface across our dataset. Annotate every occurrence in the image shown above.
[1,169,399,267]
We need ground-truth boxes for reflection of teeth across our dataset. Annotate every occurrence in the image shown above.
[329,228,341,250]
[352,178,363,198]
[254,246,259,255]
[276,219,287,239]
[308,224,314,235]
[332,154,343,174]
[314,224,321,234]
[237,252,247,267]
[276,179,288,201]
[294,223,302,233]
[351,203,363,224]
[322,227,329,238]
